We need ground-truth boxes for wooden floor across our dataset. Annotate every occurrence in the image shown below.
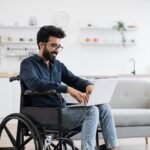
[0,123,149,149]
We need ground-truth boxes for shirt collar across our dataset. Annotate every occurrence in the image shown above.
[34,54,54,67]
[34,54,44,62]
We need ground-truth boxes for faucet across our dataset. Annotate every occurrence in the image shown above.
[129,57,136,75]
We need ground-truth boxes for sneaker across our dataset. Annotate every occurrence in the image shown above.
[95,144,107,150]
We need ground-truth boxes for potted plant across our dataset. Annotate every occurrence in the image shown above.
[113,21,127,47]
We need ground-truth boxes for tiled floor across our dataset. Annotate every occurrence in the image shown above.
[0,123,149,149]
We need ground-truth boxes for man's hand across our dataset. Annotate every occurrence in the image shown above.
[86,85,93,102]
[86,84,93,96]
[67,87,88,105]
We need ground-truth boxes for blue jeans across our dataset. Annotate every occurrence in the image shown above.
[97,104,118,149]
[62,104,118,150]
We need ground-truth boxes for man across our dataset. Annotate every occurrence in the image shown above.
[20,25,118,150]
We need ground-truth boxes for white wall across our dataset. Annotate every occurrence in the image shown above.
[0,0,150,75]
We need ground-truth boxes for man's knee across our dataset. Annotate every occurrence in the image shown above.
[88,106,99,119]
[97,104,112,114]
[98,103,111,110]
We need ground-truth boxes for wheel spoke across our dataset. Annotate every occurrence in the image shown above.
[34,139,38,150]
[17,136,33,148]
[4,126,16,147]
[0,113,42,149]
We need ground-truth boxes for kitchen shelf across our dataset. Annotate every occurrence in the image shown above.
[2,41,36,45]
[5,48,37,57]
[80,41,136,46]
[80,25,137,30]
[79,23,137,47]
[0,25,40,29]
[0,25,38,57]
[80,26,112,30]
[5,53,28,57]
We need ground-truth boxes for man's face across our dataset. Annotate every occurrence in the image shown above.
[42,36,63,63]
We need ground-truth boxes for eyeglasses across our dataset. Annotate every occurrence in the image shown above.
[43,42,63,52]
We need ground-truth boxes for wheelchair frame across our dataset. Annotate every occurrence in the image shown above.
[0,76,81,150]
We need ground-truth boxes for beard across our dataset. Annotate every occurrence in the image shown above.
[43,48,58,63]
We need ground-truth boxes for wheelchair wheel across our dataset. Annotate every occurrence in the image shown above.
[0,113,43,150]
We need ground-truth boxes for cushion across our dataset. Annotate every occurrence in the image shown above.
[112,109,150,126]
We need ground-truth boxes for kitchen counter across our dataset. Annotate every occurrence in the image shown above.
[1,72,150,78]
[80,74,150,79]
[0,72,18,78]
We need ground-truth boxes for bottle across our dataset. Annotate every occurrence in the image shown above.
[7,34,13,42]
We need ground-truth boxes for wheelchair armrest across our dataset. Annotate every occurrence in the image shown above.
[24,89,57,96]
[9,75,20,82]
[24,89,63,107]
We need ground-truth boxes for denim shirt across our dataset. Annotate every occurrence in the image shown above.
[20,55,92,107]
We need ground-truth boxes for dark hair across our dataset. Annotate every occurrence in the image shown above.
[37,25,66,48]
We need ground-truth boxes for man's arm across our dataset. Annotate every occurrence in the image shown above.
[20,59,68,93]
[61,62,93,92]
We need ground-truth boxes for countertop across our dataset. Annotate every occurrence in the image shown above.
[0,72,18,78]
[80,74,150,78]
[1,72,150,78]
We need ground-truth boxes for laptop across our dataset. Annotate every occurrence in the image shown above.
[67,78,118,107]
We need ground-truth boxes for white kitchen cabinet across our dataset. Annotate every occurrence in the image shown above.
[0,78,21,121]
[11,80,20,114]
[0,78,13,120]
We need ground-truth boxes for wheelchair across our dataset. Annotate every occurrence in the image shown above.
[0,76,82,150]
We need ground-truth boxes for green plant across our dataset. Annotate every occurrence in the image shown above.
[113,21,127,47]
